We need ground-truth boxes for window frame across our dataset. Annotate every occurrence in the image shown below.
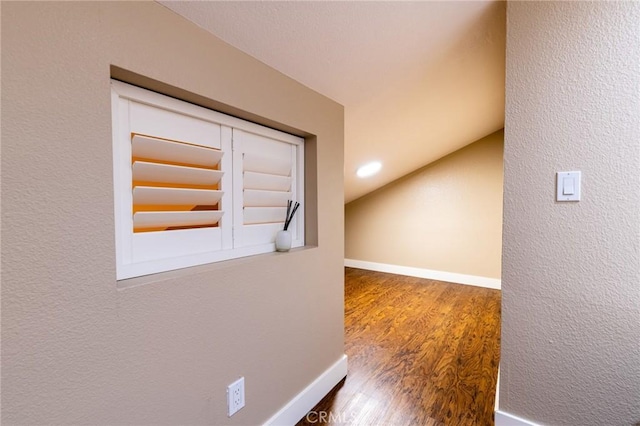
[111,80,304,280]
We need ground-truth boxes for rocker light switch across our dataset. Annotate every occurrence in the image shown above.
[562,177,575,195]
[557,171,581,202]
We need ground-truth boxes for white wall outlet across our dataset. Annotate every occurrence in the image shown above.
[227,377,245,417]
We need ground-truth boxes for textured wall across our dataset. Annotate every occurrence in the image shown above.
[345,130,504,279]
[501,2,640,425]
[1,2,344,425]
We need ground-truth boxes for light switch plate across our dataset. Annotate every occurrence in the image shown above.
[557,171,581,201]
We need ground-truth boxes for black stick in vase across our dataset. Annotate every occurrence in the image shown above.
[284,201,300,231]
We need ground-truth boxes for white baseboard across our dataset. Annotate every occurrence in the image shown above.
[495,410,540,426]
[344,259,501,290]
[495,366,500,412]
[263,354,348,426]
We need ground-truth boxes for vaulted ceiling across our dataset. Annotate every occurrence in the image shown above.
[159,1,506,203]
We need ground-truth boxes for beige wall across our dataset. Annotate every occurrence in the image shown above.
[1,3,344,425]
[345,130,504,279]
[501,2,640,425]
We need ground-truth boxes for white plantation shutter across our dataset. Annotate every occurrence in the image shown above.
[112,80,304,280]
[233,129,304,249]
[112,82,232,279]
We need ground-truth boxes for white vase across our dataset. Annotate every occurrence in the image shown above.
[275,230,292,252]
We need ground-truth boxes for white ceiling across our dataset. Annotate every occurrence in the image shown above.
[159,1,506,203]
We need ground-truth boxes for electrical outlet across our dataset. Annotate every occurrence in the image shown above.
[227,377,245,417]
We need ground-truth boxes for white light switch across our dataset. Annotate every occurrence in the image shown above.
[562,177,575,195]
[557,171,581,201]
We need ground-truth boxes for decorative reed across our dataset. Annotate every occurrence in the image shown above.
[284,200,300,231]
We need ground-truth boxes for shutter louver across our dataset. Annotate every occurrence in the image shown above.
[131,134,224,232]
[242,153,292,225]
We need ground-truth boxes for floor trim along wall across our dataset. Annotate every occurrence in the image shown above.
[264,354,348,426]
[495,366,500,412]
[495,411,540,426]
[344,259,501,290]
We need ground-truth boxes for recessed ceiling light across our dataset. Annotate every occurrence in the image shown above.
[356,161,382,178]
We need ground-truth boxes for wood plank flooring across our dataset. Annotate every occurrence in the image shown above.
[297,267,501,426]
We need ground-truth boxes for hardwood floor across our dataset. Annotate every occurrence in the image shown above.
[297,267,501,426]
